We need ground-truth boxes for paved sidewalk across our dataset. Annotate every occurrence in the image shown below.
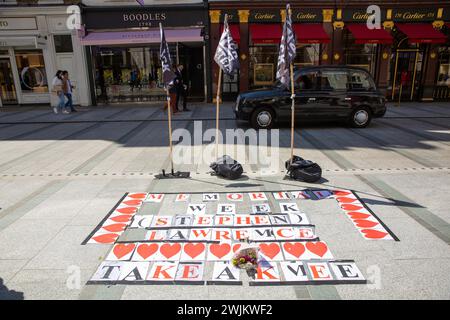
[0,102,449,299]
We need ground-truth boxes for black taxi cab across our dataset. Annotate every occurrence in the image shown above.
[234,65,387,129]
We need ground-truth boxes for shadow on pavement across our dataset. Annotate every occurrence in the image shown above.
[0,278,24,300]
[359,197,423,209]
[0,104,448,153]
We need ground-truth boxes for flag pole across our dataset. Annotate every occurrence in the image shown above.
[215,67,222,159]
[215,14,227,160]
[289,62,295,165]
[288,5,296,166]
[155,22,189,179]
[160,22,174,174]
[166,87,174,174]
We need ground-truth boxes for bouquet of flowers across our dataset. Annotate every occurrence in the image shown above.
[231,244,259,270]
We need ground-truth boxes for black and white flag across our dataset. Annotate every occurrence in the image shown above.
[214,15,240,75]
[159,25,176,86]
[276,4,297,87]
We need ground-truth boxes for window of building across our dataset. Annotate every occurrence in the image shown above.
[92,45,174,103]
[250,43,320,88]
[249,45,278,88]
[437,47,450,86]
[54,35,73,53]
[294,44,320,67]
[14,50,48,93]
[344,30,377,75]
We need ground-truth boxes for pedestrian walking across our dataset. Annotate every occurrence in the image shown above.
[62,70,77,113]
[51,70,65,114]
[174,64,190,112]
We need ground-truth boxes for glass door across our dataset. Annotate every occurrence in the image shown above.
[0,57,17,105]
[391,49,423,102]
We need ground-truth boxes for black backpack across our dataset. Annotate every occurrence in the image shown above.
[210,155,244,180]
[285,156,322,183]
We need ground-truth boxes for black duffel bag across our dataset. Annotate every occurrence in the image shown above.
[210,155,243,180]
[285,155,322,183]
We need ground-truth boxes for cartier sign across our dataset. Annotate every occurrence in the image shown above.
[392,9,437,21]
[249,10,280,22]
[342,9,387,22]
[248,9,321,23]
[294,9,322,22]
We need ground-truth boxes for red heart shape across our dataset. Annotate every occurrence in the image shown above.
[306,242,329,257]
[91,233,118,244]
[346,212,371,219]
[361,229,388,239]
[232,244,241,253]
[282,242,305,258]
[110,215,132,223]
[210,243,231,259]
[113,243,136,259]
[116,207,138,214]
[102,223,127,233]
[333,190,352,196]
[353,219,379,228]
[136,243,159,259]
[128,193,147,199]
[160,243,181,259]
[259,243,281,259]
[122,200,142,206]
[183,243,205,259]
[341,204,363,211]
[336,197,357,203]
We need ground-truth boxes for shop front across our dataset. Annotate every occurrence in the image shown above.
[330,8,393,96]
[210,7,330,101]
[386,8,448,102]
[0,7,91,107]
[80,4,210,104]
[209,2,450,103]
[433,13,450,101]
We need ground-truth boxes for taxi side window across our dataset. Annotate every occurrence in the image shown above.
[348,70,376,91]
[319,71,348,91]
[295,72,318,91]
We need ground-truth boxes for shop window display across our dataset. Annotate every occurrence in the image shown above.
[437,47,450,86]
[249,45,277,88]
[294,44,320,67]
[249,43,319,88]
[344,31,377,75]
[14,50,48,93]
[93,46,172,103]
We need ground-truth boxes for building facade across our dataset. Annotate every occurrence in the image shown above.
[208,0,450,102]
[1,0,449,107]
[79,0,211,105]
[0,0,91,107]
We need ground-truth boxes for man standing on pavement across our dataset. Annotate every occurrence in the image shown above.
[174,64,190,112]
[51,70,65,114]
[62,70,76,113]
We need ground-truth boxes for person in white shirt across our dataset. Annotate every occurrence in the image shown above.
[51,70,66,114]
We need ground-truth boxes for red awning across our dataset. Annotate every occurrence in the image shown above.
[293,24,330,43]
[346,24,393,44]
[395,23,447,44]
[220,24,240,44]
[250,24,282,44]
